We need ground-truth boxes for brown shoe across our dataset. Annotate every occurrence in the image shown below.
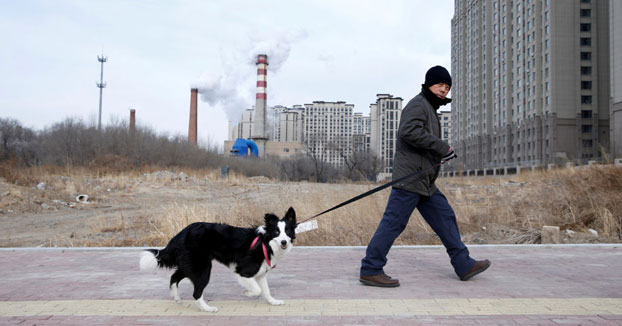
[460,259,491,281]
[360,273,400,287]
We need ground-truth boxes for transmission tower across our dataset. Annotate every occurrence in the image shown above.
[97,54,108,130]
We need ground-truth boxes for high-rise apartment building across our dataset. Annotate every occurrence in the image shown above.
[303,101,354,167]
[228,108,255,140]
[268,105,304,142]
[370,94,403,177]
[452,0,610,170]
[438,109,453,143]
[230,105,304,143]
[352,112,371,152]
[611,0,622,158]
[352,112,371,135]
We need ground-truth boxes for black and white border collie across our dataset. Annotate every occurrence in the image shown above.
[140,207,296,312]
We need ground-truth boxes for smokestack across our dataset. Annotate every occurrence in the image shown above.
[251,54,268,158]
[129,109,136,134]
[189,88,198,144]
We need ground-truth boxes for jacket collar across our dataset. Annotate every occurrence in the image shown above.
[421,85,452,109]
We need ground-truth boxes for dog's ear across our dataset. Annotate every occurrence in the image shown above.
[284,207,296,224]
[264,213,279,225]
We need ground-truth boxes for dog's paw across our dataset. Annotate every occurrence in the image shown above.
[197,302,218,312]
[268,299,284,306]
[199,305,218,313]
[243,290,261,297]
[170,286,181,303]
[197,297,219,312]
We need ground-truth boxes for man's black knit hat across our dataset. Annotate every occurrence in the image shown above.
[424,65,452,88]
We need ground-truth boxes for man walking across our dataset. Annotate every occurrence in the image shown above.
[359,65,490,287]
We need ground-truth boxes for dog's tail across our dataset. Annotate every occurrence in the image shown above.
[140,248,178,272]
[139,249,161,272]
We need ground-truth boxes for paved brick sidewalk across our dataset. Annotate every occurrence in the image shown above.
[1,245,621,325]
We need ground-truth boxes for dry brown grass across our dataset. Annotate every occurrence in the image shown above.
[142,165,622,247]
[2,163,621,247]
[447,165,622,243]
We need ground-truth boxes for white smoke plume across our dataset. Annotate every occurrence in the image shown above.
[193,29,308,125]
[246,29,308,73]
[192,48,254,125]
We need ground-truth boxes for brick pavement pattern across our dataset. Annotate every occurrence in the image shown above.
[1,245,621,325]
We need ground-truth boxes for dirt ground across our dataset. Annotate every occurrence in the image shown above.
[0,170,613,247]
[0,171,367,247]
[0,171,202,247]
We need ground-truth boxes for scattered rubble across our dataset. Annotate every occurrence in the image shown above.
[143,170,190,181]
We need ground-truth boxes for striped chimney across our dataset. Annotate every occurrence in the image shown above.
[251,54,268,158]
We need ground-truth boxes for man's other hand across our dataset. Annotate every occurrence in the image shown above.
[442,147,457,162]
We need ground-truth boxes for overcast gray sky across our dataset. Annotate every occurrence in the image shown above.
[1,0,454,150]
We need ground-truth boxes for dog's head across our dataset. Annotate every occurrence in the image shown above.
[261,207,296,254]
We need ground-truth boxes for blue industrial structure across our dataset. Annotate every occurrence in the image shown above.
[230,138,259,157]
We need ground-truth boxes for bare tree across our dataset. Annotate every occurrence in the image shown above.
[355,151,385,181]
[341,149,364,181]
[0,118,36,164]
[276,154,313,181]
[304,132,331,182]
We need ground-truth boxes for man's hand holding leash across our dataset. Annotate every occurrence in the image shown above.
[441,147,457,163]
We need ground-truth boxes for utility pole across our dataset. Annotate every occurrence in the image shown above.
[97,54,107,130]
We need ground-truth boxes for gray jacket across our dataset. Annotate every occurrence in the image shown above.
[392,92,450,196]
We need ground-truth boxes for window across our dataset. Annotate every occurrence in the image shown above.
[583,139,593,148]
[582,125,593,133]
[580,23,591,32]
[581,66,592,75]
[581,81,592,90]
[580,9,591,17]
[581,38,592,46]
[581,96,593,104]
[581,110,593,118]
[581,52,592,61]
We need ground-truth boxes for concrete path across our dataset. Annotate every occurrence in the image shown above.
[1,245,621,325]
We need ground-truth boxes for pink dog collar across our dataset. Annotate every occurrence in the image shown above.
[251,236,275,269]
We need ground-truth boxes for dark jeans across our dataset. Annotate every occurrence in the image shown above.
[360,187,475,278]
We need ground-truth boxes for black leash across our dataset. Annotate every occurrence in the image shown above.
[297,160,447,225]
